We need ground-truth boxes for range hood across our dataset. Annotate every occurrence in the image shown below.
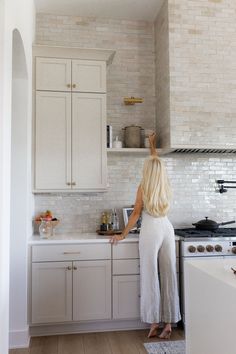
[158,145,236,155]
[171,147,236,154]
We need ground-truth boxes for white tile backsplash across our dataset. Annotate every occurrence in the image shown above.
[35,153,236,233]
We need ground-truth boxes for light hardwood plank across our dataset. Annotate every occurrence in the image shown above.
[30,336,58,354]
[83,332,111,354]
[107,330,142,354]
[9,349,29,354]
[58,334,84,354]
[9,328,185,354]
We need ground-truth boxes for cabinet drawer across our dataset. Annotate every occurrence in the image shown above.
[32,244,111,262]
[113,243,139,259]
[113,259,140,275]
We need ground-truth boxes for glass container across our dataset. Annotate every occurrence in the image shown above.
[39,219,52,239]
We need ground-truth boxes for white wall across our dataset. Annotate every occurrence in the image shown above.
[0,0,35,352]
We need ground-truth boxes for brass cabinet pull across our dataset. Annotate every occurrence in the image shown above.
[73,266,77,270]
[67,84,71,88]
[67,266,72,270]
[66,182,71,186]
[63,252,81,255]
[71,182,76,186]
[72,84,76,88]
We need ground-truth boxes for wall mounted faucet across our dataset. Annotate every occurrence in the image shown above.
[216,180,236,193]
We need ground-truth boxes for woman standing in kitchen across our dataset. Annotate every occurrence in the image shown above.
[110,134,181,339]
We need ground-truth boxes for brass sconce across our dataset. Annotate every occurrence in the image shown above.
[124,97,143,105]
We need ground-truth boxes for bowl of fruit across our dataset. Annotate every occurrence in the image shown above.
[34,210,60,236]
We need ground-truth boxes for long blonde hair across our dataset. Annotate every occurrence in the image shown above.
[140,156,172,217]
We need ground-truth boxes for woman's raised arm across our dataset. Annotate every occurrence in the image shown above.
[148,133,158,156]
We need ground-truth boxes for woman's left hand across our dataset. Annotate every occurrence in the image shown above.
[109,234,125,244]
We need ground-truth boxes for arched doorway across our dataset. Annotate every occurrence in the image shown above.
[9,29,29,348]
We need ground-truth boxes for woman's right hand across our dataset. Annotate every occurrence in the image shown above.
[109,234,125,245]
[148,133,157,147]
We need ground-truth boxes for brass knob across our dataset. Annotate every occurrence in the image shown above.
[72,84,76,88]
[188,245,196,253]
[206,245,214,252]
[73,266,77,270]
[67,266,72,270]
[215,244,223,252]
[71,182,76,186]
[232,247,236,254]
[197,245,205,253]
[66,182,71,186]
[67,84,71,88]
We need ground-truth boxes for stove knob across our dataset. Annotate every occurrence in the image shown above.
[215,244,223,252]
[188,245,196,253]
[232,247,236,254]
[206,245,214,252]
[197,245,205,253]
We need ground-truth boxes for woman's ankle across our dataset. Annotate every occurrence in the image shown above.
[164,323,171,331]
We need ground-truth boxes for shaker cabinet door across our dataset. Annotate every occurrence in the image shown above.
[73,260,111,321]
[36,57,71,91]
[72,60,106,93]
[35,91,72,190]
[113,275,140,319]
[32,262,73,324]
[72,93,107,190]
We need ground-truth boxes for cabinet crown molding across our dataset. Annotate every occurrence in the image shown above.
[33,44,116,65]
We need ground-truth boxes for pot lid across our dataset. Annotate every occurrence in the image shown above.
[123,125,142,129]
[193,217,218,226]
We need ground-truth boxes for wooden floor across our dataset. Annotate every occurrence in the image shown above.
[9,328,184,354]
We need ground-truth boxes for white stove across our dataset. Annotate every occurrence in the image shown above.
[174,227,236,324]
[175,227,236,258]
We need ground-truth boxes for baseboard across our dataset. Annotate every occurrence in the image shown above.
[30,319,149,336]
[9,327,30,349]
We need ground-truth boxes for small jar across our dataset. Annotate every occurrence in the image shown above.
[144,137,150,148]
[39,219,52,239]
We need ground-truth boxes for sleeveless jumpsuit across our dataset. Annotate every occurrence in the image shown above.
[139,211,181,324]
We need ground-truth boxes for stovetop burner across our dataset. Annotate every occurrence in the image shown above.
[175,227,236,238]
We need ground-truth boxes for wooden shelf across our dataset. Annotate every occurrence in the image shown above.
[107,148,172,156]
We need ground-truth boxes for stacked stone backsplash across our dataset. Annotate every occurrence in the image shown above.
[35,153,236,233]
[34,13,236,234]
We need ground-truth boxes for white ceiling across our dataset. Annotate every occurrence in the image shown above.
[35,0,164,21]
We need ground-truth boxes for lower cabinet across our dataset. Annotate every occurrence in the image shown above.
[113,275,140,319]
[31,260,111,324]
[32,261,73,324]
[73,260,111,321]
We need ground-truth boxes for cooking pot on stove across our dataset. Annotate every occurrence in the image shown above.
[192,217,235,231]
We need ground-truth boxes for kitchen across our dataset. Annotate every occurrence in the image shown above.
[1,0,236,353]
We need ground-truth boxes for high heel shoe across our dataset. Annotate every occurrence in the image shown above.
[159,328,172,339]
[148,325,159,338]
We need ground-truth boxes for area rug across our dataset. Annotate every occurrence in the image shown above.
[144,340,185,354]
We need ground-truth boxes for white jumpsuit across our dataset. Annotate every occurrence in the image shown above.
[139,211,181,324]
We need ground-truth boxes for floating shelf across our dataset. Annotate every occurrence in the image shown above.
[107,148,172,156]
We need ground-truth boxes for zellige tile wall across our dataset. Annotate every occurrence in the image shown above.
[155,0,171,149]
[36,14,156,139]
[34,13,236,234]
[168,0,236,147]
[35,153,236,233]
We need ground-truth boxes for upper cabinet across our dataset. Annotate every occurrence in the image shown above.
[72,60,106,93]
[36,58,106,93]
[36,58,71,92]
[33,45,115,192]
